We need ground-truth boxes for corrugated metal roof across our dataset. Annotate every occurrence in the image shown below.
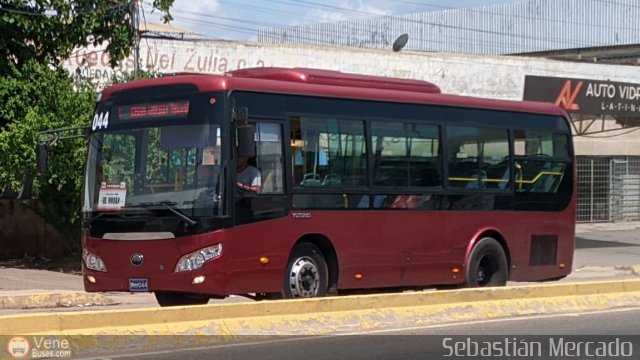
[257,0,640,55]
[140,22,202,36]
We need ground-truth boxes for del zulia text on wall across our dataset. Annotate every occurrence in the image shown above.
[524,75,640,116]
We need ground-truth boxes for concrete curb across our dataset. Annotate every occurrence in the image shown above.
[2,279,640,357]
[0,291,118,310]
[1,279,640,336]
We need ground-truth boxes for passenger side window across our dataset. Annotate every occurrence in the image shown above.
[370,122,442,188]
[291,116,366,188]
[513,130,569,193]
[447,126,509,190]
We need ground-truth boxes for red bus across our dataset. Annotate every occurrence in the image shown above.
[80,67,575,306]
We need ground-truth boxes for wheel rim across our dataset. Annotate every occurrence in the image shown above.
[476,267,486,283]
[288,256,320,297]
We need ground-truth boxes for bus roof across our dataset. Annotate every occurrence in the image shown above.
[100,67,568,117]
[227,67,441,94]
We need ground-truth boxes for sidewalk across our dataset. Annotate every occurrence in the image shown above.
[0,267,154,313]
[1,221,639,313]
[0,290,118,309]
[575,220,640,233]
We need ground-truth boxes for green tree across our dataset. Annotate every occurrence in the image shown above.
[0,61,96,253]
[0,63,162,255]
[0,0,175,74]
[0,0,175,256]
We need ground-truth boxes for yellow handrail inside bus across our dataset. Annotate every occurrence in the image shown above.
[447,170,563,188]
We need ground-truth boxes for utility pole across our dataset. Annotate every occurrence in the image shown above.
[131,0,140,75]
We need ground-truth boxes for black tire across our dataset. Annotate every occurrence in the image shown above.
[283,243,329,299]
[154,292,210,307]
[464,237,508,287]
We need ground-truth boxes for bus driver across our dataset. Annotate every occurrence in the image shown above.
[236,156,261,193]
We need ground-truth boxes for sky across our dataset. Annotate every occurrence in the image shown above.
[141,0,528,41]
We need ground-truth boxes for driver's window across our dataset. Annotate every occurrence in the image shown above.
[235,121,287,225]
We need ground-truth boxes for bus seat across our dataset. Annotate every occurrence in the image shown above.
[357,195,387,208]
[300,173,322,186]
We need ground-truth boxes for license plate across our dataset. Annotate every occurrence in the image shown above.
[129,278,149,292]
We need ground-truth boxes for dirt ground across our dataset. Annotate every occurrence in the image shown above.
[0,255,81,275]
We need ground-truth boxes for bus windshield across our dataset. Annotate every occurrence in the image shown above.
[83,95,226,221]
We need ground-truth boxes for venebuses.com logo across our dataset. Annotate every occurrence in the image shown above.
[5,336,72,359]
[6,336,30,359]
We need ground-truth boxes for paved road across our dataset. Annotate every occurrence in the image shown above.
[0,222,638,313]
[570,224,640,280]
[73,307,640,359]
[574,229,640,267]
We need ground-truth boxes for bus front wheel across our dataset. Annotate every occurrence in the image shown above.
[465,237,508,287]
[154,291,210,307]
[283,243,329,298]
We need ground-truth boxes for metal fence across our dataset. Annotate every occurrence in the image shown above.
[577,156,640,223]
[258,0,640,55]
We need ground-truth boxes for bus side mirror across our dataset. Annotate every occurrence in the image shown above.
[36,142,48,175]
[237,125,256,158]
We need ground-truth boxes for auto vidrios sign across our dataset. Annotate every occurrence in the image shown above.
[523,75,640,116]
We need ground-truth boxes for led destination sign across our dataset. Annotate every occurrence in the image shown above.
[117,100,190,121]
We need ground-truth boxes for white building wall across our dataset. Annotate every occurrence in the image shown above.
[63,39,640,156]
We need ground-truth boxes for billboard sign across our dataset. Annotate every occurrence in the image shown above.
[524,75,640,116]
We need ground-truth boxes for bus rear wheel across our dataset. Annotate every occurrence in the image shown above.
[154,292,210,307]
[283,243,329,299]
[465,237,508,287]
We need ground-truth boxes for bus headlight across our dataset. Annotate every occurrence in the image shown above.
[82,248,107,272]
[175,244,223,272]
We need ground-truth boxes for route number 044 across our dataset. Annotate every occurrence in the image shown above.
[92,111,109,130]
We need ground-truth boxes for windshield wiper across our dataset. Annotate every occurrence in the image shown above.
[137,201,197,226]
[160,202,197,226]
[84,211,107,225]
